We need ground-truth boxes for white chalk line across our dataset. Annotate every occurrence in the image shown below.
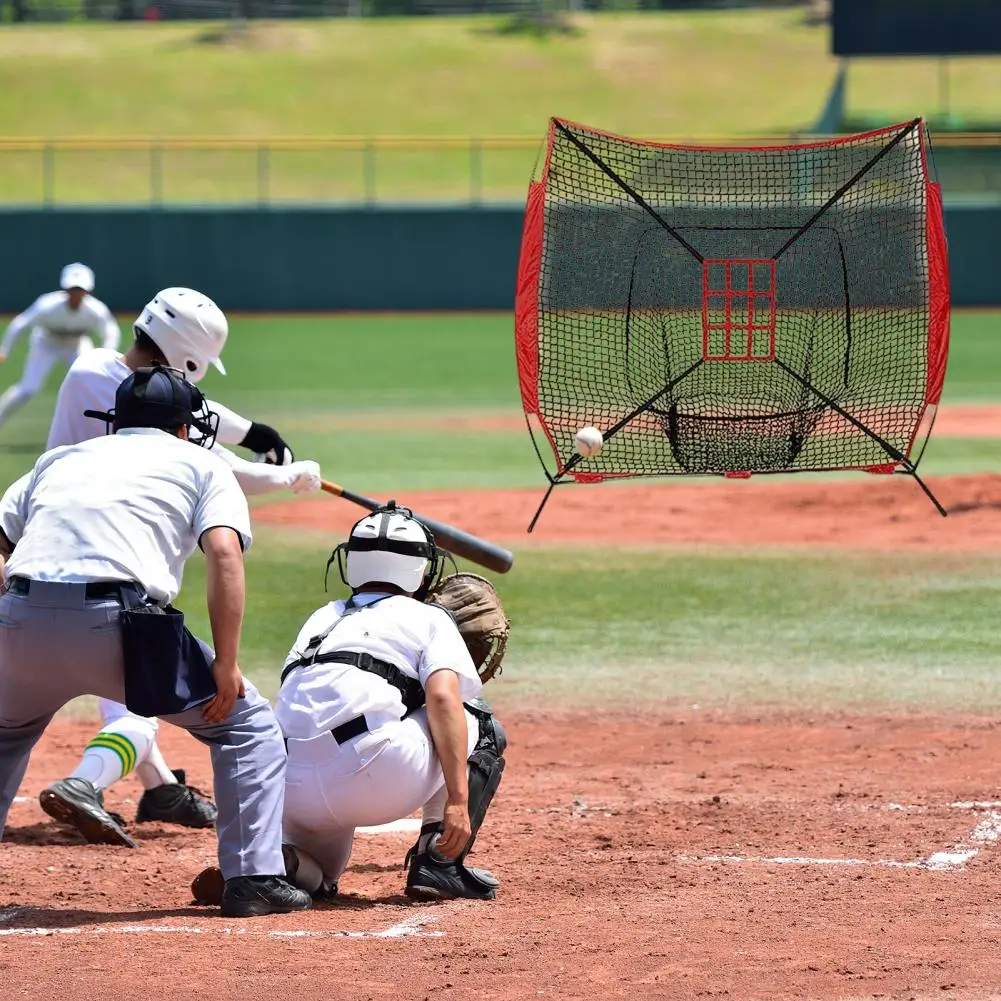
[678,809,1001,872]
[0,906,441,940]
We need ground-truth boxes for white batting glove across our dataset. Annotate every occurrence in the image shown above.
[286,460,322,495]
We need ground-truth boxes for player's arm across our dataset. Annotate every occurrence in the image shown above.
[193,464,253,723]
[424,669,472,859]
[207,397,295,465]
[0,471,33,577]
[208,441,321,497]
[98,306,121,352]
[0,297,44,361]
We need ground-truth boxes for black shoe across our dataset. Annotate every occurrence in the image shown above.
[136,769,217,828]
[404,847,499,902]
[220,876,312,918]
[39,777,138,848]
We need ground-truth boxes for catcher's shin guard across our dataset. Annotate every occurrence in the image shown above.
[458,698,506,862]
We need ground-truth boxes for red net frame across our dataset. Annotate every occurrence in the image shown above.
[514,118,952,528]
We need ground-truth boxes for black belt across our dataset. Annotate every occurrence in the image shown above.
[6,576,142,601]
[331,715,369,744]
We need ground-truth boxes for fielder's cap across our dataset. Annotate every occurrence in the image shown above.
[60,262,95,293]
[84,366,213,436]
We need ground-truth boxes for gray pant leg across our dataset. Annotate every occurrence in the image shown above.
[162,677,286,880]
[0,590,122,833]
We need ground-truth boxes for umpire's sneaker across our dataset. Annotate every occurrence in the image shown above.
[405,848,499,902]
[39,777,138,848]
[220,876,312,918]
[136,769,217,828]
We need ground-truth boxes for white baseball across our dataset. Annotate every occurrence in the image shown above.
[574,426,604,457]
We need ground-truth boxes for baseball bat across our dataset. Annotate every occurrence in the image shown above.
[320,480,514,575]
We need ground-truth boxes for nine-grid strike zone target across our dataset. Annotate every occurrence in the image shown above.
[514,118,951,530]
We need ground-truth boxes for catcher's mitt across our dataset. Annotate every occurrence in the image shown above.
[425,572,510,682]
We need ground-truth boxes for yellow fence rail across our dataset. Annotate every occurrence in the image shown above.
[0,133,997,206]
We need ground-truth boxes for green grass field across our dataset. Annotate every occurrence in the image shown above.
[0,12,999,202]
[0,309,1000,713]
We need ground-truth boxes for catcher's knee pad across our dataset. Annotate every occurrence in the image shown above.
[462,699,506,858]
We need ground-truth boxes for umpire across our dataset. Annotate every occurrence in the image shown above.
[0,366,310,919]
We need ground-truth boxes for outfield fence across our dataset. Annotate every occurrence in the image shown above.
[1,132,1000,206]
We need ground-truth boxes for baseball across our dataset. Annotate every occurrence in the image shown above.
[574,426,604,457]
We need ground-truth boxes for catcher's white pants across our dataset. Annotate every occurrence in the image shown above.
[0,329,94,429]
[282,708,478,888]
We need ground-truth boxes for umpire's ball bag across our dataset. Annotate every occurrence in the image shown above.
[119,603,217,718]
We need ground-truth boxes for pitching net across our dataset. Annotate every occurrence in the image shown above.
[515,119,951,529]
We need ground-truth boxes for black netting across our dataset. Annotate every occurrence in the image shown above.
[526,119,934,481]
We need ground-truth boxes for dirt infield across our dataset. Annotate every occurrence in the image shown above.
[256,472,1001,551]
[4,714,1001,1000]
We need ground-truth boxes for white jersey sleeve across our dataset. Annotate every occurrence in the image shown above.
[0,296,47,355]
[91,300,121,351]
[209,442,319,496]
[419,607,483,702]
[193,457,253,552]
[0,471,34,547]
[208,398,252,447]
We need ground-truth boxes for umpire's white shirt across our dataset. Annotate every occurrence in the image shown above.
[276,593,483,740]
[0,428,252,604]
[0,290,120,354]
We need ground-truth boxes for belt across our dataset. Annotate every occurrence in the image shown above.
[6,576,141,601]
[331,714,369,745]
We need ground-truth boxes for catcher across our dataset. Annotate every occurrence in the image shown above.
[191,502,509,904]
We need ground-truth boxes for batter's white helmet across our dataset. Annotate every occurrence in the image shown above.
[133,287,228,384]
[341,502,440,594]
[60,262,94,292]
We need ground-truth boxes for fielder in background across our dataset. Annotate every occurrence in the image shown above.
[0,366,311,917]
[38,287,323,844]
[0,263,120,433]
[193,503,509,905]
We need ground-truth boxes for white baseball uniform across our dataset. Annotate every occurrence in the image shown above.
[276,592,483,892]
[0,291,120,430]
[42,347,322,794]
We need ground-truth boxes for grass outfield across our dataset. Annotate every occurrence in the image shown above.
[0,13,999,202]
[0,308,998,711]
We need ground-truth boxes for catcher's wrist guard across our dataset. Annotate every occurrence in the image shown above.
[423,572,510,683]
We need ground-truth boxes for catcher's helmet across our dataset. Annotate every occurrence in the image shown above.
[330,501,446,595]
[84,365,219,448]
[133,287,228,384]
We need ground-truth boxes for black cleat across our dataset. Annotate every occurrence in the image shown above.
[136,769,217,828]
[221,876,312,918]
[405,848,499,902]
[39,777,138,848]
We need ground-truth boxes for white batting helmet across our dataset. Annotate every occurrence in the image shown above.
[342,503,439,594]
[134,287,228,384]
[60,262,94,292]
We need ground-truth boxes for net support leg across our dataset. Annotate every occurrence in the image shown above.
[908,468,948,518]
[526,478,558,534]
[774,358,947,518]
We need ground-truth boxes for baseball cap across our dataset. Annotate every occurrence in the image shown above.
[84,366,214,438]
[60,262,95,292]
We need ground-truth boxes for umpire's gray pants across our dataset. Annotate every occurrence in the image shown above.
[0,582,285,879]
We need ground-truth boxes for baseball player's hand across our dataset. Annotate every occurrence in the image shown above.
[203,659,246,723]
[436,799,472,860]
[287,460,322,495]
[0,352,7,365]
